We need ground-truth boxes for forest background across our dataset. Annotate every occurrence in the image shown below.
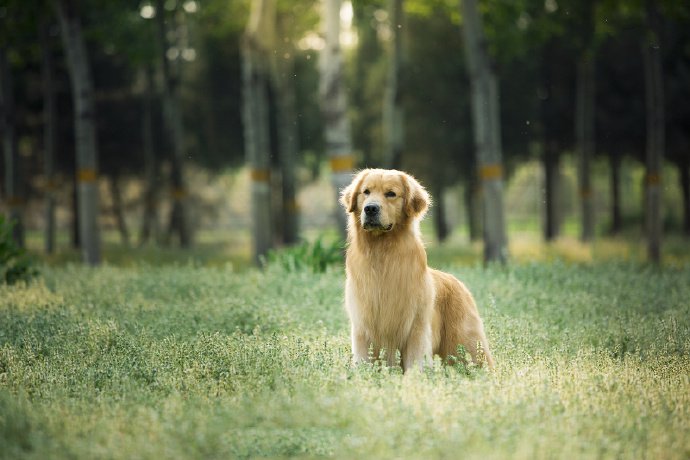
[0,0,689,266]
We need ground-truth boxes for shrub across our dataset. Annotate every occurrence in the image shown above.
[266,236,344,273]
[0,215,38,284]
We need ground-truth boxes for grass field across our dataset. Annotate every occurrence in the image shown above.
[1,254,689,459]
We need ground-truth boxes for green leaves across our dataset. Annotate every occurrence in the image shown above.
[266,236,344,273]
[0,216,38,285]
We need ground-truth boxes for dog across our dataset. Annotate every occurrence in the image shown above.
[340,169,494,372]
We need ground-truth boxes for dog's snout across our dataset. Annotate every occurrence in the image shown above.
[364,203,380,217]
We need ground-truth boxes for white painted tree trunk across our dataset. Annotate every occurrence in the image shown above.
[460,0,507,263]
[242,0,274,264]
[320,0,354,239]
[55,0,101,265]
[1,47,24,247]
[576,54,595,242]
[642,4,664,264]
[383,0,404,170]
[41,20,57,254]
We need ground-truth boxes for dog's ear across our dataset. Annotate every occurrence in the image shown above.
[402,173,431,218]
[340,170,369,213]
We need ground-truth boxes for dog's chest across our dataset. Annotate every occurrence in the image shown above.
[350,257,430,344]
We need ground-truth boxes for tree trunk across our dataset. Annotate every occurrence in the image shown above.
[383,0,404,170]
[242,0,274,264]
[41,19,58,254]
[642,1,664,263]
[576,53,595,242]
[71,173,80,248]
[1,47,24,247]
[274,25,299,245]
[465,174,482,242]
[433,185,449,243]
[55,0,101,265]
[155,0,191,248]
[139,65,159,246]
[575,0,596,243]
[609,151,623,234]
[680,159,690,236]
[352,3,380,167]
[543,144,560,241]
[320,0,354,241]
[109,173,129,247]
[460,0,507,263]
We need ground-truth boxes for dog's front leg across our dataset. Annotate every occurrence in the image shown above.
[351,324,371,364]
[402,321,432,372]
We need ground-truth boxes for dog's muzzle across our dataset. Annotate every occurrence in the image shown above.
[361,203,393,232]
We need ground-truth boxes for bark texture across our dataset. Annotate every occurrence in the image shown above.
[460,0,507,263]
[642,0,665,263]
[1,47,24,247]
[576,53,596,242]
[55,0,101,265]
[242,0,274,263]
[275,15,299,245]
[543,144,560,241]
[41,19,57,254]
[320,0,354,240]
[383,0,404,170]
[139,65,160,246]
[156,0,192,248]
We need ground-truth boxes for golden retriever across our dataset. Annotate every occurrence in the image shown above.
[340,169,494,372]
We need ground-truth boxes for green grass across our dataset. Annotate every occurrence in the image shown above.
[1,260,689,459]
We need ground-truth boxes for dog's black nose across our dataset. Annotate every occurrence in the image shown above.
[364,203,380,217]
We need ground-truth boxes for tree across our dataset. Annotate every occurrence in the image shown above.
[540,39,575,242]
[242,0,275,263]
[40,17,58,254]
[351,0,384,168]
[320,0,354,240]
[155,0,192,248]
[273,4,306,246]
[460,0,508,263]
[403,1,474,243]
[575,0,596,242]
[382,0,404,169]
[139,65,160,246]
[0,47,24,247]
[642,0,664,263]
[54,0,101,265]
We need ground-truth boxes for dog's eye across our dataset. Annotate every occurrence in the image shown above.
[363,189,370,195]
[385,191,396,198]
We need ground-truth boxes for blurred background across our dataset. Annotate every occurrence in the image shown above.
[0,0,689,269]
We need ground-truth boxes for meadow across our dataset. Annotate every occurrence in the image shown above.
[1,251,689,459]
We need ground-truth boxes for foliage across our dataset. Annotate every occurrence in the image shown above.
[0,262,689,458]
[0,216,38,285]
[266,236,344,273]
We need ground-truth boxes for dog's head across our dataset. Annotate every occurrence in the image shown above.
[340,169,430,234]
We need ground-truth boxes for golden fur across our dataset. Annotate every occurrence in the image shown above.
[340,169,494,371]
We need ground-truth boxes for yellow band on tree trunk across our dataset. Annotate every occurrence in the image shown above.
[330,155,355,173]
[250,168,271,182]
[579,188,593,199]
[645,172,661,186]
[171,188,187,200]
[77,168,98,183]
[479,164,503,180]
